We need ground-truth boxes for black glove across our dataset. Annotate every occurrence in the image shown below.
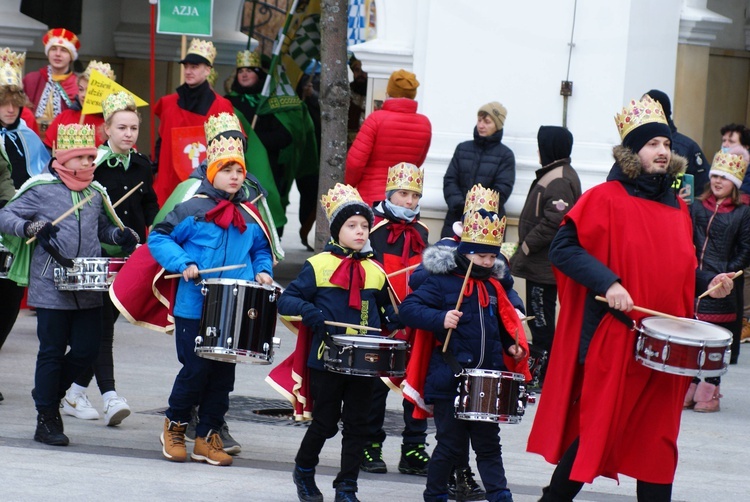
[24,220,57,239]
[33,225,74,268]
[300,304,326,331]
[114,227,140,253]
[385,312,404,331]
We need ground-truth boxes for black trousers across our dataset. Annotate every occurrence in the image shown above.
[540,438,673,502]
[0,279,24,349]
[74,294,120,393]
[525,280,558,353]
[365,378,428,445]
[295,368,375,487]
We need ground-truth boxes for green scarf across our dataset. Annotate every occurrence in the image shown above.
[95,144,132,171]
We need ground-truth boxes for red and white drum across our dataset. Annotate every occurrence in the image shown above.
[454,369,527,423]
[636,316,731,378]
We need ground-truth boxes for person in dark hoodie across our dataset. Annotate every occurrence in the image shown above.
[442,102,515,237]
[526,96,736,502]
[152,38,234,205]
[510,126,581,387]
[645,89,709,194]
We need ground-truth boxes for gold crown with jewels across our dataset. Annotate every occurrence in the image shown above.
[83,60,115,81]
[56,124,96,151]
[101,91,135,121]
[236,50,262,69]
[385,162,424,195]
[461,210,506,248]
[0,48,25,88]
[187,38,216,66]
[462,184,499,215]
[204,113,242,143]
[614,95,668,141]
[207,135,245,167]
[321,183,366,222]
[710,151,748,187]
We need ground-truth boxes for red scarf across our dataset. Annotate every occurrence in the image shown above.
[205,199,247,233]
[461,277,490,308]
[329,255,366,308]
[387,221,426,266]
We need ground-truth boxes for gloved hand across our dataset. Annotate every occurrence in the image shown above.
[30,223,74,268]
[24,220,57,239]
[114,227,140,253]
[300,304,326,331]
[385,311,404,331]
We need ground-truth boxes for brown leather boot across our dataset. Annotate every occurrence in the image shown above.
[160,417,188,461]
[683,382,698,409]
[693,382,721,413]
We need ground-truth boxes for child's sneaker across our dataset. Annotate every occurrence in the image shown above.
[61,389,99,420]
[334,480,360,502]
[293,465,324,502]
[191,430,233,466]
[218,422,242,455]
[360,442,387,473]
[398,443,430,475]
[103,396,131,426]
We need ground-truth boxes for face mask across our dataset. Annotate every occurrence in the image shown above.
[721,146,731,153]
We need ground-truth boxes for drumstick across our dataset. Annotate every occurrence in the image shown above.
[163,263,247,280]
[442,260,474,353]
[250,194,264,205]
[387,263,420,278]
[594,295,683,322]
[698,270,743,299]
[521,315,535,323]
[284,316,382,333]
[514,329,520,353]
[26,193,96,244]
[387,287,400,314]
[112,181,144,209]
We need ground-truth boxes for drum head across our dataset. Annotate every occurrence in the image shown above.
[641,316,731,345]
[332,335,404,346]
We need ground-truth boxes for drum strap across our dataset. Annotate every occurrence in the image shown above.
[441,350,464,376]
[606,307,636,330]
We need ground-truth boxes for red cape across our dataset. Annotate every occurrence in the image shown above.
[44,110,107,148]
[152,92,235,205]
[23,68,77,116]
[265,324,313,421]
[526,182,695,484]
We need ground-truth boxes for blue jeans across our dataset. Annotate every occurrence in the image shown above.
[166,316,236,437]
[425,399,509,501]
[34,307,103,410]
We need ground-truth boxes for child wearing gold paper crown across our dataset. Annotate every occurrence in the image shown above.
[362,162,431,476]
[148,131,274,467]
[684,149,750,413]
[277,183,401,502]
[399,207,530,502]
[0,123,139,447]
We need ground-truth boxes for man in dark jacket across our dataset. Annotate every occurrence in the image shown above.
[442,102,515,237]
[510,126,581,386]
[645,89,709,193]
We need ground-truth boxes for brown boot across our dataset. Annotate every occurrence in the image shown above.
[160,417,188,462]
[741,318,750,343]
[683,382,698,409]
[693,382,721,413]
[191,430,233,466]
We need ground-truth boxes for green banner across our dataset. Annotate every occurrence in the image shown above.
[157,0,214,37]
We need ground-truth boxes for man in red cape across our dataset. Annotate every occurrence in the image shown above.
[152,38,234,205]
[527,96,736,501]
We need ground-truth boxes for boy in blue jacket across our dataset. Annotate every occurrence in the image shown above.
[149,133,274,467]
[278,183,399,502]
[400,207,530,502]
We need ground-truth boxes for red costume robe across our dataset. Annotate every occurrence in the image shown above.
[22,68,77,118]
[44,110,107,148]
[526,181,695,484]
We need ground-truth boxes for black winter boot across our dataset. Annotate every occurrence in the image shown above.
[334,480,360,502]
[398,442,430,475]
[451,466,485,501]
[34,408,69,446]
[360,442,387,473]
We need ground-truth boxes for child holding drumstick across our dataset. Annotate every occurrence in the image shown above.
[0,123,137,446]
[686,149,750,412]
[149,131,273,466]
[277,183,400,502]
[399,206,530,502]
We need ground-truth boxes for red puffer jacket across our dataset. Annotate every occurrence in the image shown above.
[345,98,432,206]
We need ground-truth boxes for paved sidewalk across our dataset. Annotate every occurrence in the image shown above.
[1,212,749,501]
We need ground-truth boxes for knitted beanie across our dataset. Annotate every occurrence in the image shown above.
[387,69,419,99]
[478,102,507,132]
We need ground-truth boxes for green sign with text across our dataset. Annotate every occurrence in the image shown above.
[157,0,213,36]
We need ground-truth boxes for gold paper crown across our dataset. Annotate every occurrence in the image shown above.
[236,50,262,69]
[462,184,499,214]
[56,124,96,151]
[710,151,748,186]
[0,48,25,88]
[101,91,135,121]
[614,95,668,141]
[385,162,424,195]
[82,60,115,81]
[207,135,245,167]
[320,183,366,221]
[204,113,242,143]
[187,38,216,66]
[460,210,506,249]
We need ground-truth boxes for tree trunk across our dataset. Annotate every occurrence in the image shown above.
[316,0,349,251]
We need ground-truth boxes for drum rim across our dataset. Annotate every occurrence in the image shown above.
[201,278,278,291]
[640,316,732,345]
[330,334,407,346]
[461,368,525,380]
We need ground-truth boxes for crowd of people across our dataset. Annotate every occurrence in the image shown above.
[0,27,747,502]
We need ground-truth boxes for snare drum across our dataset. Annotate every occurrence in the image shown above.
[195,279,281,364]
[324,335,407,377]
[54,257,127,291]
[454,369,526,423]
[0,243,13,279]
[636,316,731,377]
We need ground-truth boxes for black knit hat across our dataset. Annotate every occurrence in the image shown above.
[329,202,374,242]
[622,121,672,154]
